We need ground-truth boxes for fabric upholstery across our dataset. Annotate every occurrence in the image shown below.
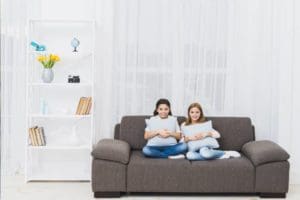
[91,139,130,164]
[127,151,255,192]
[92,159,126,192]
[205,117,254,151]
[255,161,290,193]
[242,140,290,166]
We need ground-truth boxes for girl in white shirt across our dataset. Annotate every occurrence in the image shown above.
[142,99,187,159]
[181,102,240,160]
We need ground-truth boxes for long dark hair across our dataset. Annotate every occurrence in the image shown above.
[153,98,173,116]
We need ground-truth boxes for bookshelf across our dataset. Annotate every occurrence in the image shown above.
[25,19,95,181]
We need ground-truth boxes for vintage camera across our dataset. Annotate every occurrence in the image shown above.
[68,75,80,83]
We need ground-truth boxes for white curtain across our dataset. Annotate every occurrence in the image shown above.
[1,0,28,183]
[97,0,281,140]
[1,0,300,185]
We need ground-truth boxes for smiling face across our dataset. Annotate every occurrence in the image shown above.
[156,104,170,119]
[189,107,201,123]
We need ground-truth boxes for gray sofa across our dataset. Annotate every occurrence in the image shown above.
[91,116,290,198]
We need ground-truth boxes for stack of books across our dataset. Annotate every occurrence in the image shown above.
[76,97,92,115]
[28,126,46,146]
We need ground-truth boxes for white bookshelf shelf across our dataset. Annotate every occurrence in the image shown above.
[29,114,92,118]
[25,19,95,182]
[28,83,93,87]
[28,146,91,150]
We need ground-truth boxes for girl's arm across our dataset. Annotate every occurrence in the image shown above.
[184,135,198,142]
[209,129,221,138]
[167,131,181,140]
[144,131,160,140]
[194,129,221,139]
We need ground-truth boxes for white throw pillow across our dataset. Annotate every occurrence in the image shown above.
[145,116,179,147]
[181,120,219,151]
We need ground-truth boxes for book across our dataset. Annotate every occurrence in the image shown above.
[36,127,43,146]
[29,126,38,146]
[34,127,42,146]
[38,127,46,146]
[85,97,92,114]
[76,97,84,115]
[75,96,92,115]
[80,97,88,115]
[29,127,36,146]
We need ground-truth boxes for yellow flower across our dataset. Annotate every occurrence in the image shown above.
[50,54,60,62]
[37,55,47,62]
[37,54,60,68]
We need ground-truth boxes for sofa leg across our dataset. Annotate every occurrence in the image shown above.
[94,192,121,198]
[260,193,286,198]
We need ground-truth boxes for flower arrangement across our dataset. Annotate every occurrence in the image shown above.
[37,54,60,69]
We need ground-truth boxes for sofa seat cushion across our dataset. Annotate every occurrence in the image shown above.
[127,151,255,193]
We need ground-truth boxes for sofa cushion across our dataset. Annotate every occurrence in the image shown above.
[242,140,290,166]
[119,115,186,150]
[206,117,254,151]
[91,139,130,164]
[127,151,255,193]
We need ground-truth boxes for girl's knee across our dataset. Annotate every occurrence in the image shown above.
[199,147,211,158]
[178,142,188,152]
[142,146,151,156]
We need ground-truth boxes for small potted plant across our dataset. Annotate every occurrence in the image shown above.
[37,54,60,83]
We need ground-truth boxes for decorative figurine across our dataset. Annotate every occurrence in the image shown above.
[71,37,80,52]
[30,41,46,51]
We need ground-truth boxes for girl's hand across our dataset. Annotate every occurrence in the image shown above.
[158,129,170,138]
[184,136,189,142]
[186,135,199,141]
[195,134,205,140]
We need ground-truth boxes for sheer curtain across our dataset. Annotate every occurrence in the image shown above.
[1,0,28,180]
[97,0,280,140]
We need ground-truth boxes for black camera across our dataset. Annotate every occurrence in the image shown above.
[68,75,80,83]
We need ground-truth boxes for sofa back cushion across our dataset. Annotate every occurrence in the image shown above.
[119,116,254,151]
[205,117,254,151]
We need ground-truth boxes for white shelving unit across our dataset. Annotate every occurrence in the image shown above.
[25,19,95,181]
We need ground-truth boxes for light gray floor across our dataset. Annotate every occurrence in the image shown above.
[2,176,300,200]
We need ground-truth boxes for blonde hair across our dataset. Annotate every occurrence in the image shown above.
[185,102,206,125]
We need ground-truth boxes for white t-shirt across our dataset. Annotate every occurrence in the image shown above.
[145,115,180,147]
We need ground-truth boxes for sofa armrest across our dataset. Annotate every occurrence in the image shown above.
[242,140,290,166]
[91,139,131,164]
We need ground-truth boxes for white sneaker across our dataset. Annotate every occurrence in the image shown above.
[224,151,241,158]
[217,153,230,159]
[168,154,185,159]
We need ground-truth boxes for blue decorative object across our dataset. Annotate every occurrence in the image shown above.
[30,41,46,51]
[71,37,80,52]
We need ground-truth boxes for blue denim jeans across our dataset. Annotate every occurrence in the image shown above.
[186,147,225,160]
[142,142,188,158]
